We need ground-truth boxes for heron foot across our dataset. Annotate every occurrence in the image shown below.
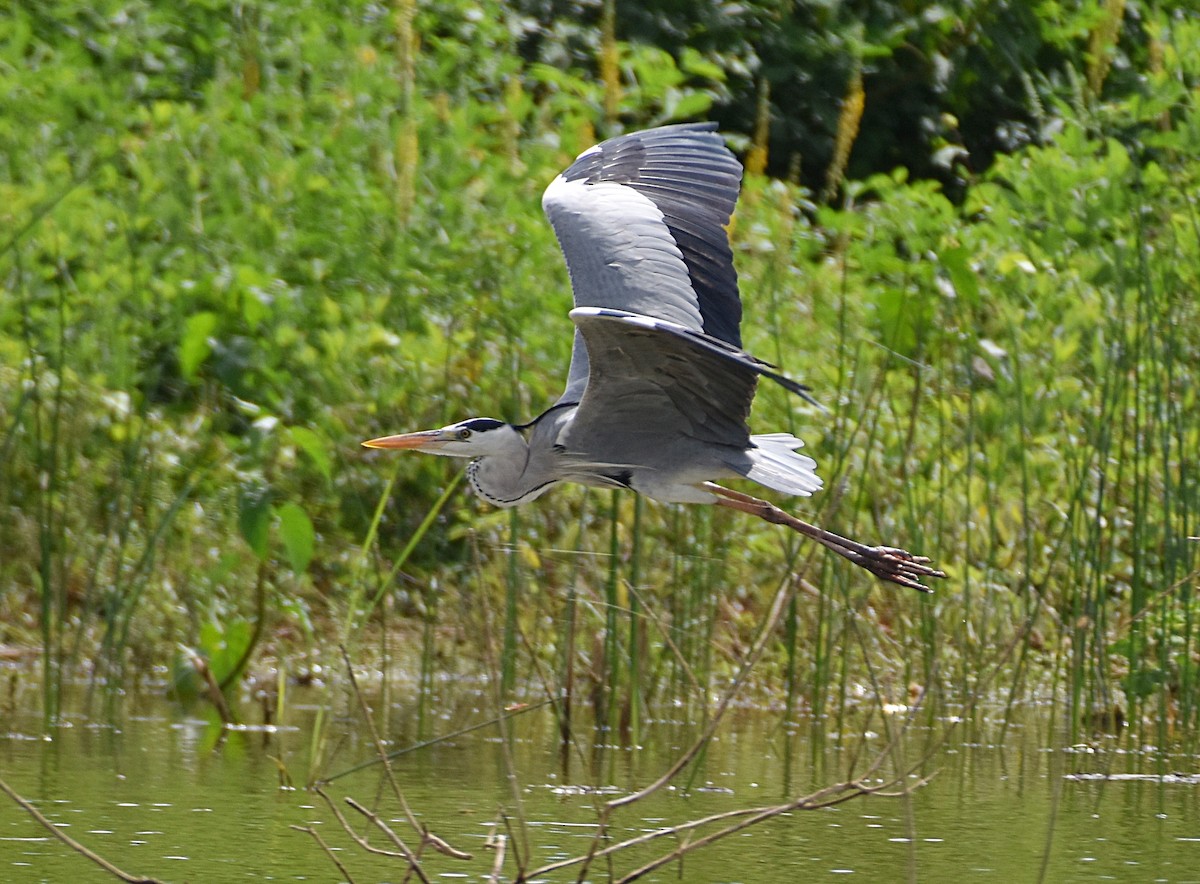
[838,544,946,593]
[705,483,946,592]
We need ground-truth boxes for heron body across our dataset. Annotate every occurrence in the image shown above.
[365,124,944,591]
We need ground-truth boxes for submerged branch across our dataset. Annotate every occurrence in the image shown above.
[339,644,473,860]
[522,770,930,882]
[291,824,358,883]
[0,774,164,884]
[606,573,805,813]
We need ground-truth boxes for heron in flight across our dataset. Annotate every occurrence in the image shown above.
[365,123,944,591]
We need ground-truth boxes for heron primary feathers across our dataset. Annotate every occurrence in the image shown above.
[364,123,944,591]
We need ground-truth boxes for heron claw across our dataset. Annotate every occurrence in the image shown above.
[856,545,946,592]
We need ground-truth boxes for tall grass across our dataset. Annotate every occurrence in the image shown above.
[1,0,1198,752]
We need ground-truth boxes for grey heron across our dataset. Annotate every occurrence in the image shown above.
[364,123,944,591]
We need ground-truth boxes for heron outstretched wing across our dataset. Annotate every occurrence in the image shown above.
[542,123,744,404]
[561,308,816,456]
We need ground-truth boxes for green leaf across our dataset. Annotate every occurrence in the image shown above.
[679,46,725,82]
[669,90,714,119]
[276,501,314,573]
[200,619,252,685]
[289,425,333,483]
[1122,667,1166,700]
[179,311,218,381]
[242,289,269,329]
[238,486,272,559]
[873,286,919,358]
[939,246,980,306]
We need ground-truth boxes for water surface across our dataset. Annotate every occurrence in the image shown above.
[2,678,1198,882]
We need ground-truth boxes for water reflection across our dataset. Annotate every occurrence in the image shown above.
[1,679,1198,882]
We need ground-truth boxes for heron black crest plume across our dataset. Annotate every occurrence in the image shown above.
[364,123,945,591]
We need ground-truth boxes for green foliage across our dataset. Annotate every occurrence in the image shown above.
[238,486,272,560]
[1,0,1198,746]
[515,0,1195,194]
[276,501,315,573]
[169,618,255,705]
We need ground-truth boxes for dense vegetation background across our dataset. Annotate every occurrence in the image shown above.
[2,0,1198,745]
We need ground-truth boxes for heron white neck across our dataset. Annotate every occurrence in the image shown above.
[466,427,557,507]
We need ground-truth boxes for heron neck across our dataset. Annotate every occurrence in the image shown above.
[467,416,565,507]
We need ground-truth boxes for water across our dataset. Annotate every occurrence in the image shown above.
[2,678,1199,882]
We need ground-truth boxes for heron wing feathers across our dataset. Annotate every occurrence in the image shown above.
[544,123,745,405]
[564,308,817,458]
[742,433,823,497]
[543,179,703,327]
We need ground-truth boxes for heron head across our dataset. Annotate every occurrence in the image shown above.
[362,417,521,458]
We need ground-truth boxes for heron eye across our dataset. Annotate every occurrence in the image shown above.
[457,428,472,440]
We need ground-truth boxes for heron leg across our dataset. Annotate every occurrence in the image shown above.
[703,483,945,593]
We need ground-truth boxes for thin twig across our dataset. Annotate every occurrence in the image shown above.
[486,830,507,884]
[608,573,804,812]
[523,769,930,881]
[291,824,358,883]
[183,645,237,726]
[614,776,928,883]
[471,531,532,870]
[539,571,939,882]
[0,774,164,884]
[338,644,472,860]
[563,570,803,882]
[623,579,705,701]
[345,795,438,879]
[320,697,554,782]
[313,787,407,860]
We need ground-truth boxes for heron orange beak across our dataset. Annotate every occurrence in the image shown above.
[361,429,450,451]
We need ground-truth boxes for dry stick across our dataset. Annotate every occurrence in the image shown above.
[887,593,1049,769]
[525,762,928,881]
[346,796,444,873]
[512,618,598,783]
[611,573,803,812]
[316,782,439,884]
[0,774,164,884]
[623,579,705,701]
[469,531,532,873]
[614,777,926,884]
[486,832,507,884]
[843,607,932,880]
[510,574,717,875]
[561,568,935,883]
[515,582,701,783]
[313,787,409,860]
[338,644,472,861]
[546,508,954,879]
[184,646,236,726]
[526,806,781,878]
[321,699,554,781]
[559,570,803,882]
[512,622,575,734]
[499,811,527,880]
[804,550,1058,802]
[515,555,715,821]
[291,825,358,883]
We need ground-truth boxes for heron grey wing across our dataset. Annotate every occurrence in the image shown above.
[558,328,590,405]
[561,308,807,460]
[544,123,745,405]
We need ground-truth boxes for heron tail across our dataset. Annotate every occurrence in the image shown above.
[736,433,823,497]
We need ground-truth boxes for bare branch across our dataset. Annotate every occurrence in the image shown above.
[344,796,433,883]
[606,573,804,813]
[0,774,164,884]
[339,644,473,861]
[523,770,927,882]
[486,829,507,884]
[291,824,358,883]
